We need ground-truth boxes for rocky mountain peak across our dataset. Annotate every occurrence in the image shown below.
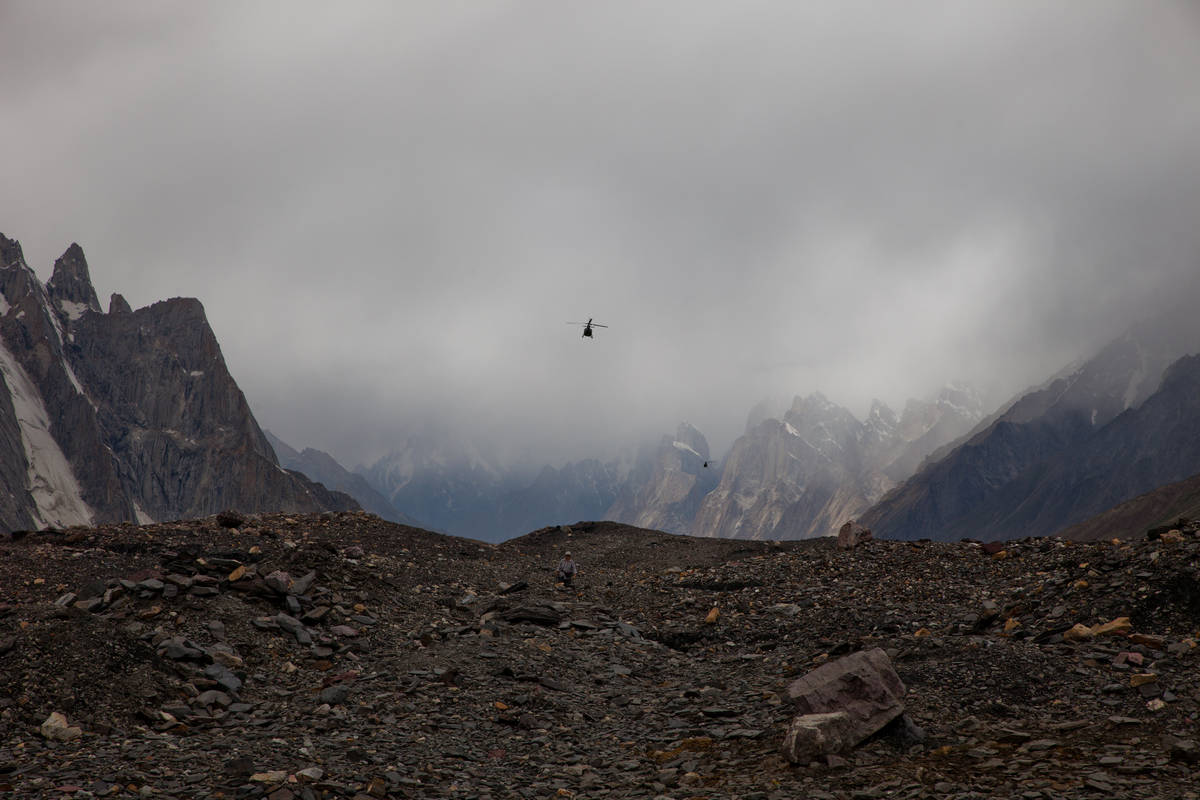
[672,422,709,461]
[108,293,132,314]
[934,382,983,418]
[0,233,24,268]
[0,231,357,531]
[745,398,778,433]
[788,391,835,417]
[46,243,102,316]
[867,399,898,429]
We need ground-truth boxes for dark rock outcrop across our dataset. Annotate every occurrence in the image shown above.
[0,231,356,531]
[864,316,1200,542]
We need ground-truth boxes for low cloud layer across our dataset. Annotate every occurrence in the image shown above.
[4,2,1199,467]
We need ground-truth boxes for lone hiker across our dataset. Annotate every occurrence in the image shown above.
[556,551,578,587]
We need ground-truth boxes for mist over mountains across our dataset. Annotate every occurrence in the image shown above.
[280,310,1200,545]
[2,230,1200,548]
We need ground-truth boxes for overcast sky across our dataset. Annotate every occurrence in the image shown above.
[3,2,1200,468]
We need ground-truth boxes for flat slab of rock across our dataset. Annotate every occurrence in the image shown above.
[501,602,566,626]
[782,648,906,763]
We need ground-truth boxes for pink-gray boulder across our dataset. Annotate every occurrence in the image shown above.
[782,648,906,764]
[837,521,873,550]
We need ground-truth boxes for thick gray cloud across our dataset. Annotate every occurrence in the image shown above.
[3,2,1199,467]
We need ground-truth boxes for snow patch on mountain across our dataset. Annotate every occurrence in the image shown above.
[671,440,701,457]
[59,300,90,321]
[0,336,93,528]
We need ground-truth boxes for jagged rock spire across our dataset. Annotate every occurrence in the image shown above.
[47,243,102,313]
[108,293,132,314]
[0,233,25,269]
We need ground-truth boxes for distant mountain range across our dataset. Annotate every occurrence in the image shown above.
[273,314,1200,544]
[346,385,986,542]
[691,386,984,540]
[861,314,1200,541]
[4,227,1199,545]
[264,430,423,527]
[0,232,355,532]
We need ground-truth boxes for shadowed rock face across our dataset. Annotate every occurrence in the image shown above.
[864,317,1200,542]
[0,232,356,530]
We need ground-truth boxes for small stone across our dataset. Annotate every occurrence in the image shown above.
[197,690,232,708]
[295,767,324,783]
[291,571,317,596]
[1170,739,1200,763]
[40,712,82,741]
[1091,617,1132,637]
[319,685,350,705]
[265,571,293,594]
[1128,633,1166,650]
[250,771,289,785]
[1062,624,1094,642]
[223,757,255,781]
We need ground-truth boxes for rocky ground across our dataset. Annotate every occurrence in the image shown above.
[3,512,1200,799]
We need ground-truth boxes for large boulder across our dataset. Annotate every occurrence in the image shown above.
[837,521,873,550]
[782,648,906,764]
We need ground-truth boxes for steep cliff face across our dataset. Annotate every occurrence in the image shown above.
[0,232,356,531]
[605,423,718,534]
[978,354,1200,540]
[862,318,1200,541]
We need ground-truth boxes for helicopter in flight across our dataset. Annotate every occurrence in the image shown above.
[567,318,608,338]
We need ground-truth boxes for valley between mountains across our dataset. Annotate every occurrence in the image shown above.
[5,231,1200,547]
